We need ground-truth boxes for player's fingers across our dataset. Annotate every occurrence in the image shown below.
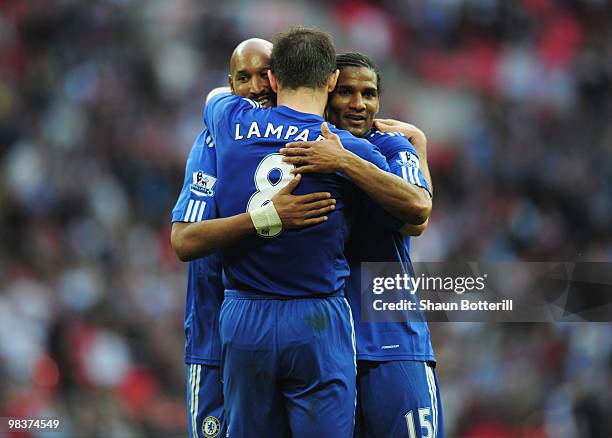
[283,142,313,149]
[375,118,418,133]
[374,118,397,125]
[290,165,317,174]
[277,173,301,194]
[294,192,332,203]
[303,199,336,210]
[320,122,332,137]
[303,204,336,218]
[321,122,340,142]
[283,156,312,165]
[280,147,309,156]
[373,120,395,132]
[301,216,328,226]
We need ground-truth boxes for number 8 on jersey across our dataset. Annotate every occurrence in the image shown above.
[246,153,295,237]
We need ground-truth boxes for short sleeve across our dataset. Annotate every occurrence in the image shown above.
[204,92,262,140]
[370,131,431,196]
[171,129,218,223]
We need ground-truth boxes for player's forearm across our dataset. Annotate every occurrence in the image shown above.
[340,152,432,225]
[171,214,255,261]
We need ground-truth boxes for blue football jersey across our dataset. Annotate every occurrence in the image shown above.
[205,92,399,298]
[172,129,223,366]
[346,129,435,362]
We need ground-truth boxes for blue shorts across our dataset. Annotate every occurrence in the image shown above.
[355,361,443,438]
[220,292,357,438]
[186,363,226,438]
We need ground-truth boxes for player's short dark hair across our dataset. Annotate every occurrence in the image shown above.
[271,27,336,90]
[336,52,381,93]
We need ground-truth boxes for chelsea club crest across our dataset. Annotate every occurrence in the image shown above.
[202,416,221,438]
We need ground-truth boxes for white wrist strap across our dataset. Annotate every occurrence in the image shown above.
[249,201,283,237]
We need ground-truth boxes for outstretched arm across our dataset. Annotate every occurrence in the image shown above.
[171,174,336,261]
[280,123,431,227]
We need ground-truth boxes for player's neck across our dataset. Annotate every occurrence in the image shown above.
[276,87,327,117]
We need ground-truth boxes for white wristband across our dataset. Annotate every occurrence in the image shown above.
[249,201,283,237]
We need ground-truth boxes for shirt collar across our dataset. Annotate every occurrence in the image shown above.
[274,105,325,122]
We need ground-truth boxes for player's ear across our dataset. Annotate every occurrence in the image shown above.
[268,70,279,93]
[228,74,235,93]
[327,69,339,93]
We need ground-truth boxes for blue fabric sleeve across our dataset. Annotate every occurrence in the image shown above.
[204,92,261,140]
[370,131,431,195]
[171,129,218,223]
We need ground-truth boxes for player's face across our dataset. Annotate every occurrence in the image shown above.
[229,50,273,108]
[327,66,380,138]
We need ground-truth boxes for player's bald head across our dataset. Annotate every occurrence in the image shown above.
[228,38,274,107]
[229,38,273,75]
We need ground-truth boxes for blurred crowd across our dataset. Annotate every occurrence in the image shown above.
[0,0,610,436]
